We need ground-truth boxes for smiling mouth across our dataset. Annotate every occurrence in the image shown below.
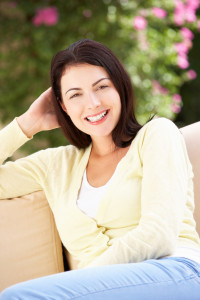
[85,110,109,123]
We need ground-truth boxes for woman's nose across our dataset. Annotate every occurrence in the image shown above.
[86,92,101,109]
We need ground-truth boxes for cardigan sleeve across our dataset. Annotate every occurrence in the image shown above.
[86,118,191,267]
[0,119,54,199]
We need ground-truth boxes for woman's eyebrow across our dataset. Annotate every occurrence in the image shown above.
[65,87,81,95]
[65,77,110,95]
[92,77,110,87]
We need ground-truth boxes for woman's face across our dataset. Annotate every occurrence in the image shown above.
[60,63,121,142]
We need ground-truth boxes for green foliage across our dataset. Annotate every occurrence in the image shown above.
[0,0,199,153]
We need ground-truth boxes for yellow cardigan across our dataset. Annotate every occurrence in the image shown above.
[0,118,200,268]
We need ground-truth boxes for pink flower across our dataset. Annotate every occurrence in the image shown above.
[177,54,190,69]
[173,94,182,103]
[173,0,199,25]
[32,7,59,26]
[171,103,181,114]
[173,14,184,26]
[160,87,169,95]
[182,38,193,50]
[187,69,197,79]
[180,27,194,40]
[133,16,147,30]
[152,7,167,19]
[174,0,185,26]
[172,93,182,114]
[32,14,42,26]
[152,80,169,95]
[174,42,189,54]
[186,0,200,10]
[185,6,197,22]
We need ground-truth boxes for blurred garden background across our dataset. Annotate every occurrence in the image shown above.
[0,0,200,155]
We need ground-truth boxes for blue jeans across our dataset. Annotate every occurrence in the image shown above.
[1,257,200,300]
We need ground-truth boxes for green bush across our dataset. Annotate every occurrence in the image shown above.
[0,0,199,153]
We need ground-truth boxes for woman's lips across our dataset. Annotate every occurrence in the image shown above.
[85,109,109,124]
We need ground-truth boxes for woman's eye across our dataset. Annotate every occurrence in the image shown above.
[70,93,80,99]
[98,85,108,90]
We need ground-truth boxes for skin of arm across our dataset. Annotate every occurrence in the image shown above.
[17,87,59,138]
[0,88,59,199]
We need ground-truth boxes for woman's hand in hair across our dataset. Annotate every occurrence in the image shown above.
[17,87,60,138]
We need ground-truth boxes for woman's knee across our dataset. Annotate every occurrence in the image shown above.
[0,284,23,300]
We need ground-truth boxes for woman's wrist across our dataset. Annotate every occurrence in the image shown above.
[16,112,40,138]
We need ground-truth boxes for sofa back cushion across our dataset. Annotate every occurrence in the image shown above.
[0,191,64,292]
[180,122,200,235]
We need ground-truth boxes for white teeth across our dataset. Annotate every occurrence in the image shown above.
[86,111,107,122]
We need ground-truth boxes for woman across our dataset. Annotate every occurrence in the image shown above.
[0,39,200,299]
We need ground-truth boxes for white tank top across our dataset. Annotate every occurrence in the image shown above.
[77,167,118,219]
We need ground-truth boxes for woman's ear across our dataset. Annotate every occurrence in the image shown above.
[60,101,68,114]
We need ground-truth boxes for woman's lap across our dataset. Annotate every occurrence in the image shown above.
[1,257,200,300]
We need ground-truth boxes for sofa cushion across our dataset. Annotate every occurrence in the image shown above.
[0,191,64,291]
[180,122,200,236]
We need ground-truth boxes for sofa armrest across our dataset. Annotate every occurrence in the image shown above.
[180,122,200,236]
[0,191,64,292]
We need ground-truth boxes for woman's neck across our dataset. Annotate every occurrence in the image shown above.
[91,136,117,157]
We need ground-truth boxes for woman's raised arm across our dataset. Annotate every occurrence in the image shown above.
[17,87,60,138]
[0,88,60,200]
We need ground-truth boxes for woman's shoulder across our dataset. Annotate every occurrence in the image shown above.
[130,117,183,154]
[135,117,180,141]
[42,143,91,163]
[26,143,91,174]
[143,116,178,132]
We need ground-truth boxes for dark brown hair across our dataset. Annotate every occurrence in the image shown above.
[50,39,142,148]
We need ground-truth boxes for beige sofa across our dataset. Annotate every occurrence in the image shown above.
[0,121,199,292]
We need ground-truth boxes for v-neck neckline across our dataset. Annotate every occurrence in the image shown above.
[72,138,135,221]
